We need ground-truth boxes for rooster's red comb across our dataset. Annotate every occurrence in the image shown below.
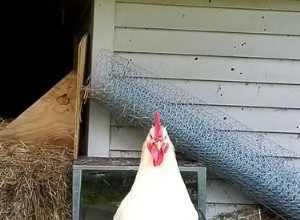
[154,111,163,141]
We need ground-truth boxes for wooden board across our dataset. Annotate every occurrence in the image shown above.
[110,150,141,158]
[111,107,300,133]
[87,0,116,157]
[118,0,300,12]
[206,179,255,204]
[0,71,77,147]
[74,33,88,159]
[114,28,300,60]
[118,53,300,85]
[172,80,300,109]
[116,3,300,35]
[110,126,148,151]
[109,126,300,155]
[101,77,300,109]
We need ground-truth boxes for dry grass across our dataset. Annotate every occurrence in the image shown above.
[0,140,73,220]
[213,205,284,220]
[0,118,9,131]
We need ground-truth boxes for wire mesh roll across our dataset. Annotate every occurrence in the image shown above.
[88,49,300,220]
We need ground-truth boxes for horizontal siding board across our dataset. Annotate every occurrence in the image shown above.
[105,79,300,109]
[206,179,255,204]
[118,53,300,84]
[116,3,300,35]
[266,133,300,154]
[110,150,141,158]
[110,150,200,160]
[111,107,300,133]
[117,0,300,12]
[172,80,300,109]
[109,127,300,155]
[110,127,148,151]
[115,28,300,60]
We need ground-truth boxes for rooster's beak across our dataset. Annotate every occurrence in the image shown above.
[156,141,162,150]
[148,141,165,167]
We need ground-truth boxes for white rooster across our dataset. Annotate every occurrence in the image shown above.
[113,112,199,220]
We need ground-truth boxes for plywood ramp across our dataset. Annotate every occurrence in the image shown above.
[0,34,88,157]
[0,71,77,147]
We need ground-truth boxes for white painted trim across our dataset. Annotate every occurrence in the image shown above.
[88,0,116,156]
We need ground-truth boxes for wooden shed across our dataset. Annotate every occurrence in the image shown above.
[85,0,300,218]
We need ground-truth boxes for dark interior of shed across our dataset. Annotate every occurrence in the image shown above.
[1,0,91,118]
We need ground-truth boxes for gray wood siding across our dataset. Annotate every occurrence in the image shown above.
[115,29,300,59]
[90,0,300,217]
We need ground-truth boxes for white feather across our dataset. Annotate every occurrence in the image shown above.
[113,127,199,220]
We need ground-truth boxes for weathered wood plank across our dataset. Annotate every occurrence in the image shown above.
[109,127,300,155]
[110,150,141,158]
[91,0,116,66]
[115,28,300,60]
[116,3,300,35]
[111,107,300,133]
[104,78,300,109]
[88,0,116,157]
[172,80,300,109]
[266,133,300,154]
[74,33,88,159]
[206,179,255,204]
[110,126,147,151]
[118,53,300,84]
[117,0,300,12]
[0,71,77,147]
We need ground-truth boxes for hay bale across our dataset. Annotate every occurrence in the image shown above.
[0,141,73,220]
[0,118,9,131]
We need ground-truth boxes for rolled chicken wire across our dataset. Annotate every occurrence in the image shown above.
[88,49,300,220]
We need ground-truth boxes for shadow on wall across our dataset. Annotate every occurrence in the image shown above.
[1,0,74,118]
